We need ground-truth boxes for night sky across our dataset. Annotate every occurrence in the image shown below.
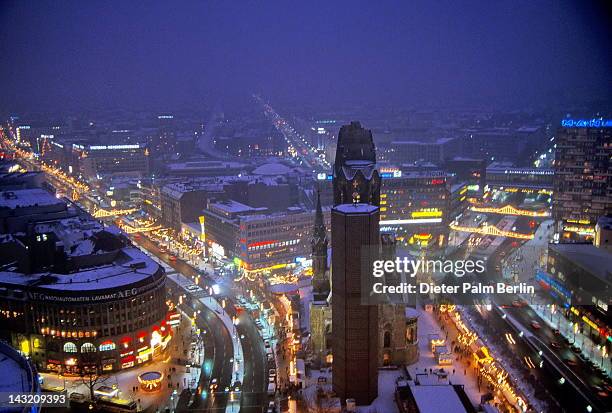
[1,0,610,114]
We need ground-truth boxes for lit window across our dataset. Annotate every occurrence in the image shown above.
[81,342,96,353]
[99,341,116,351]
[63,342,77,353]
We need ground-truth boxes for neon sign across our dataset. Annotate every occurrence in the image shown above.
[561,118,612,128]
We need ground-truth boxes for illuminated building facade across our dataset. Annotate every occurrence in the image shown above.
[0,185,170,374]
[203,200,330,273]
[379,169,450,250]
[545,243,611,346]
[72,143,150,178]
[553,126,612,242]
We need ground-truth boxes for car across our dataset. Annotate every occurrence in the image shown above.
[550,341,561,349]
[553,329,560,335]
[530,321,541,329]
[169,255,177,261]
[269,369,276,377]
[209,378,218,391]
[512,300,525,307]
[264,340,271,348]
[269,376,275,383]
[232,381,242,393]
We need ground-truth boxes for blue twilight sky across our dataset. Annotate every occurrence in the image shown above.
[0,0,610,113]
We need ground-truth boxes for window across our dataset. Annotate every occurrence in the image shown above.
[384,331,391,348]
[99,341,116,351]
[81,342,96,353]
[63,342,77,353]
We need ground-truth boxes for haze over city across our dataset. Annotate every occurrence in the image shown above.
[1,0,610,114]
[0,2,610,413]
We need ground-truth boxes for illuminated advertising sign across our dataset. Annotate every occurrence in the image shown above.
[88,144,141,151]
[561,118,612,128]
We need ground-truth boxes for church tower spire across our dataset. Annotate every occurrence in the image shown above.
[311,188,329,300]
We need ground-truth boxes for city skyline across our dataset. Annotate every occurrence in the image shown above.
[0,2,611,413]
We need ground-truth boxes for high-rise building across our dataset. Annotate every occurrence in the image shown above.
[154,114,177,157]
[553,126,612,242]
[331,121,379,405]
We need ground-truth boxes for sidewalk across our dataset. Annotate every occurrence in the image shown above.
[40,314,202,412]
[525,297,611,377]
[411,307,484,408]
[503,219,611,378]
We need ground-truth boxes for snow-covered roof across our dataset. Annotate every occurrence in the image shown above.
[0,247,162,293]
[0,188,62,209]
[409,385,469,413]
[252,162,292,176]
[333,204,378,214]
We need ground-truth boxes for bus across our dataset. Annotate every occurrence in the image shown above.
[95,396,137,412]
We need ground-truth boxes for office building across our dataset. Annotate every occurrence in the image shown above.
[72,143,150,178]
[0,185,169,374]
[553,126,612,242]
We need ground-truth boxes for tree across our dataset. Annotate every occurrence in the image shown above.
[77,349,111,400]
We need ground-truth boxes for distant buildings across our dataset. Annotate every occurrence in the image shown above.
[553,126,612,242]
[153,114,177,157]
[388,137,458,165]
[462,126,545,165]
[72,143,150,178]
[486,162,554,191]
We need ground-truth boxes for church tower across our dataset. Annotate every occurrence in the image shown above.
[311,189,329,301]
[333,121,381,207]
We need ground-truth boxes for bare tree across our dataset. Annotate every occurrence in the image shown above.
[77,350,111,400]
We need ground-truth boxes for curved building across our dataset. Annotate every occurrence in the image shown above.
[0,187,170,374]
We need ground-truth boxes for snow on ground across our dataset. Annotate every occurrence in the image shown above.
[405,307,484,408]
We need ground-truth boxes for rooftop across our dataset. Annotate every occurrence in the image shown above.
[549,243,612,283]
[0,188,63,209]
[0,341,38,394]
[252,162,293,176]
[333,203,378,214]
[407,384,470,413]
[0,247,161,292]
